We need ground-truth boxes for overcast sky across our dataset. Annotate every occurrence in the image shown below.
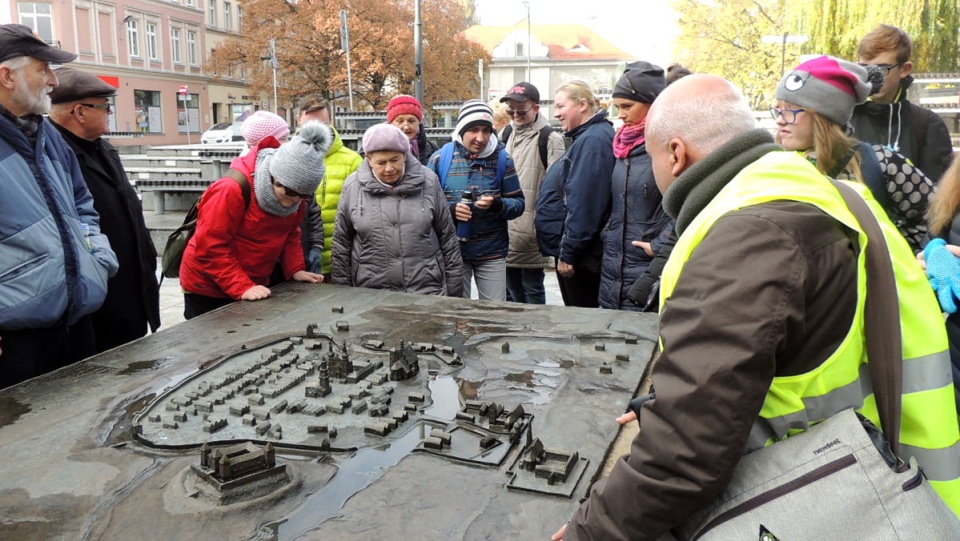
[473,0,681,66]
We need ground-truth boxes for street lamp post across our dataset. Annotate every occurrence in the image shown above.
[340,10,355,110]
[523,1,531,81]
[761,33,809,75]
[269,38,279,114]
[414,0,423,104]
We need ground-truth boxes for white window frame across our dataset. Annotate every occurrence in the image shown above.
[146,22,159,60]
[237,6,242,32]
[187,31,198,66]
[208,0,217,27]
[223,2,232,30]
[171,27,182,64]
[18,2,54,44]
[126,18,140,58]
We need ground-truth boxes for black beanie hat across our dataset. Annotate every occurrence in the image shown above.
[613,61,666,104]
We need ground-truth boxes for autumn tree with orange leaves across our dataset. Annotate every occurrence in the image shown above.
[207,0,489,112]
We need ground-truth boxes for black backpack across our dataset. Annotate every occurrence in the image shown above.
[160,168,251,280]
[501,124,557,169]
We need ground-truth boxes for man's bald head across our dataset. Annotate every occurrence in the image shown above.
[646,74,756,192]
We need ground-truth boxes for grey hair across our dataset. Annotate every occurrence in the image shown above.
[0,55,32,72]
[648,79,755,155]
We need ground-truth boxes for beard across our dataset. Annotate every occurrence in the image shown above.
[12,75,52,115]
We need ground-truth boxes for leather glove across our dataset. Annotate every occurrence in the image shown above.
[924,238,960,314]
[307,247,322,274]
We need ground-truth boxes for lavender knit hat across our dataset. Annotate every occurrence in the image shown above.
[362,123,410,154]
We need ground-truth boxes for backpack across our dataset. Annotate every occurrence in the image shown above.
[436,142,507,190]
[501,124,556,169]
[160,168,251,279]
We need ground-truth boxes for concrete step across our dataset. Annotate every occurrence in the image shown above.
[147,143,245,157]
[120,155,207,169]
[126,167,203,183]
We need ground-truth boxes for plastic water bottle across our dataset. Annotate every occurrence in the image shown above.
[81,223,93,252]
[457,192,473,242]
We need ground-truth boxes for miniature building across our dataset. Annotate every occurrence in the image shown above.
[600,363,613,374]
[501,342,510,354]
[387,341,420,381]
[519,438,580,486]
[194,442,286,491]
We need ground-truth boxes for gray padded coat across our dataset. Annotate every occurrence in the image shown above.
[331,153,463,297]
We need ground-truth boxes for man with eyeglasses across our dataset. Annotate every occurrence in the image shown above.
[498,82,565,304]
[851,24,952,182]
[48,67,160,353]
[0,25,118,388]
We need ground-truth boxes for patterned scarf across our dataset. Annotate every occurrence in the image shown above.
[613,118,647,159]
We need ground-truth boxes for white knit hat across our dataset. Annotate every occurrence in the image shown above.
[241,111,290,147]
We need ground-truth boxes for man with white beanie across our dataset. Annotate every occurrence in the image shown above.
[427,100,524,300]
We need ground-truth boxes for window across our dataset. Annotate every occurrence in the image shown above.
[146,23,158,60]
[223,2,232,30]
[237,6,242,32]
[134,89,162,133]
[185,0,194,6]
[18,3,53,44]
[171,28,182,64]
[187,31,198,65]
[126,18,140,58]
[178,93,200,134]
[208,0,216,27]
[515,42,524,57]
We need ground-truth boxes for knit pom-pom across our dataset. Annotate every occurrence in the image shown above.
[298,120,334,156]
[863,65,885,97]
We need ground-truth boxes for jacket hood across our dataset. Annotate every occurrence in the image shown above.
[567,109,610,140]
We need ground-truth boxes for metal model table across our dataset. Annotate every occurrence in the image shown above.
[0,283,657,540]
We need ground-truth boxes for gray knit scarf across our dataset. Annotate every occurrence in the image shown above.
[254,149,301,217]
[663,129,781,235]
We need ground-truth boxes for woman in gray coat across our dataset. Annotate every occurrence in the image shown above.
[332,124,463,296]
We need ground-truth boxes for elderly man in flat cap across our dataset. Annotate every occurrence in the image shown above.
[48,68,160,353]
[0,24,118,388]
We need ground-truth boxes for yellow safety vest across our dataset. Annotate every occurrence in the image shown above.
[660,150,960,514]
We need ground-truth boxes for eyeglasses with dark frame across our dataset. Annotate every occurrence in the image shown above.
[506,107,533,117]
[79,103,112,113]
[770,106,805,125]
[273,181,313,199]
[857,62,901,76]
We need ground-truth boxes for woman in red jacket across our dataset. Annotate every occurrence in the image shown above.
[179,121,332,319]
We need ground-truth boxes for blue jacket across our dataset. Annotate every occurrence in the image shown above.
[598,142,672,310]
[0,115,117,330]
[427,141,524,261]
[535,111,615,266]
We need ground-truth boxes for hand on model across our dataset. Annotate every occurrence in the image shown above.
[292,270,324,283]
[241,285,272,301]
[307,247,323,273]
[552,523,567,540]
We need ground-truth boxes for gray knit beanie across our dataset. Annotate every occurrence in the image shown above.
[362,123,410,154]
[612,61,665,103]
[775,55,884,127]
[268,121,333,196]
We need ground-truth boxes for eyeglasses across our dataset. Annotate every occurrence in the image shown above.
[506,107,533,117]
[770,107,805,124]
[857,62,901,76]
[273,181,313,199]
[80,103,112,113]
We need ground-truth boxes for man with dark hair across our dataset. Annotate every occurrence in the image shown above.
[48,67,160,352]
[851,24,953,182]
[0,25,117,387]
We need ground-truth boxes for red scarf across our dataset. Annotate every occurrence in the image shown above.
[613,118,646,159]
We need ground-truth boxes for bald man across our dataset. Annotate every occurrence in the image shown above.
[554,75,959,539]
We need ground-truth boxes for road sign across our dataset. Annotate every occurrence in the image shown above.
[178,85,189,95]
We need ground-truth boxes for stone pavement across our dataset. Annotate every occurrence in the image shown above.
[155,259,564,330]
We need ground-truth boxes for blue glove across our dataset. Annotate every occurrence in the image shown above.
[924,238,960,314]
[307,247,322,274]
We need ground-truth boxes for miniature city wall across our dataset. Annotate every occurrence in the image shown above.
[0,283,657,540]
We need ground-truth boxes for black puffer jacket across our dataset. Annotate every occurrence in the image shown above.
[598,142,671,310]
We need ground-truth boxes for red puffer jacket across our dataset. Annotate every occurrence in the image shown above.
[179,140,306,299]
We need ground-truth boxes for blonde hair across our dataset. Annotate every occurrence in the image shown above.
[555,80,599,114]
[775,108,863,183]
[489,100,510,133]
[928,154,960,235]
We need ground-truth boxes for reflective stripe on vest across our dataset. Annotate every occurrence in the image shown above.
[659,150,960,513]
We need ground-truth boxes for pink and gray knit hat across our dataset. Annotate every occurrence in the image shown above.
[240,111,290,147]
[775,55,884,127]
